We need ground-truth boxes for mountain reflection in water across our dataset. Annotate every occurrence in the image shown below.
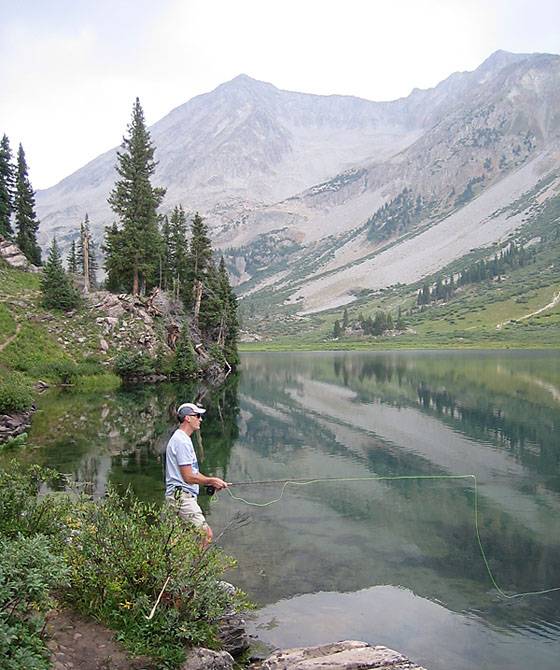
[15,350,560,670]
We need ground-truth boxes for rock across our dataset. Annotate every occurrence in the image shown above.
[216,581,251,657]
[99,338,109,352]
[0,235,40,272]
[34,380,50,391]
[254,640,427,670]
[180,647,234,670]
[0,407,35,442]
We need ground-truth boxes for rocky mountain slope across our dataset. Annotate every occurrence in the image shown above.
[36,50,560,315]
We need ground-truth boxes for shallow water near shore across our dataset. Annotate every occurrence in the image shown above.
[11,350,560,670]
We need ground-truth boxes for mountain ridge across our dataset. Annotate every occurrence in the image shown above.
[35,50,560,315]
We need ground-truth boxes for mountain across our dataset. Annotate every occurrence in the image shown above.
[36,50,560,315]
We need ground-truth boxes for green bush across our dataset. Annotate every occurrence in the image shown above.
[0,462,71,670]
[63,488,250,666]
[0,372,33,414]
[0,461,69,539]
[172,331,198,379]
[36,359,79,384]
[0,462,251,667]
[114,350,156,380]
[0,535,68,670]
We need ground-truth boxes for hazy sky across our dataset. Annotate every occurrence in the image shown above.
[1,0,559,190]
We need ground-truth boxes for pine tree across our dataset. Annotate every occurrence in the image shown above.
[333,320,342,338]
[107,98,165,295]
[14,144,41,265]
[172,326,198,379]
[0,134,15,238]
[67,240,78,273]
[77,214,97,288]
[88,239,98,288]
[41,238,80,310]
[187,212,213,285]
[186,212,214,323]
[169,205,189,298]
[342,308,349,329]
[160,214,172,290]
[215,256,239,365]
[103,222,129,292]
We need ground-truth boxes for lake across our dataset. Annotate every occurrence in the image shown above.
[11,350,560,670]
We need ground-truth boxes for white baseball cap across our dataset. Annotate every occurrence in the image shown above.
[177,402,206,421]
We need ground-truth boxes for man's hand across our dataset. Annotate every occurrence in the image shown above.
[207,476,228,490]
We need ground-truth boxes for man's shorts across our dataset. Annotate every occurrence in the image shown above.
[165,490,208,530]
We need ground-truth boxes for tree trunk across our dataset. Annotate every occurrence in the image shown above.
[193,280,203,324]
[133,266,139,295]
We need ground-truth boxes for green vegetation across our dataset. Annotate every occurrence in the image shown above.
[40,237,81,311]
[0,460,249,668]
[0,371,33,414]
[367,188,428,241]
[114,350,157,381]
[106,98,165,295]
[240,184,560,350]
[14,144,41,265]
[102,99,239,378]
[0,134,15,238]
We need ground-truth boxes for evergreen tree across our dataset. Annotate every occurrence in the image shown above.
[342,308,349,329]
[396,306,405,330]
[14,144,41,265]
[169,205,189,298]
[77,214,97,288]
[107,98,165,295]
[187,212,213,287]
[0,134,15,238]
[103,222,130,292]
[67,240,78,274]
[186,212,214,323]
[160,214,172,290]
[216,256,239,365]
[333,320,342,338]
[172,327,198,379]
[41,237,80,310]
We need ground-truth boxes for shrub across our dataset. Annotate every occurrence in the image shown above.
[36,360,79,384]
[0,372,33,414]
[0,461,68,539]
[114,350,156,380]
[0,462,70,670]
[63,488,250,665]
[0,535,68,670]
[172,331,198,379]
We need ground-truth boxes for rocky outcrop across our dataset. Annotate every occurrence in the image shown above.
[0,236,40,272]
[0,407,36,442]
[250,640,427,670]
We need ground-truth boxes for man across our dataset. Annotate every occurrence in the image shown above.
[165,402,228,546]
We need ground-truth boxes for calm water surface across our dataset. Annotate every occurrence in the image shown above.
[12,350,560,670]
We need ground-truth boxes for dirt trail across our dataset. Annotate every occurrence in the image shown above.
[496,289,560,330]
[0,321,21,352]
[47,608,156,670]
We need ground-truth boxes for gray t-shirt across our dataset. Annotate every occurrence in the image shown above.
[165,429,200,497]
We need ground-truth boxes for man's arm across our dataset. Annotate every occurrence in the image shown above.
[179,465,228,490]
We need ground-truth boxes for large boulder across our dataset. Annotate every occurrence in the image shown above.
[252,640,427,670]
[0,235,40,272]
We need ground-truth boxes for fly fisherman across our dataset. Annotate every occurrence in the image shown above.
[165,402,228,547]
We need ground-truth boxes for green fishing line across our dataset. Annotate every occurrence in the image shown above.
[218,474,560,600]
